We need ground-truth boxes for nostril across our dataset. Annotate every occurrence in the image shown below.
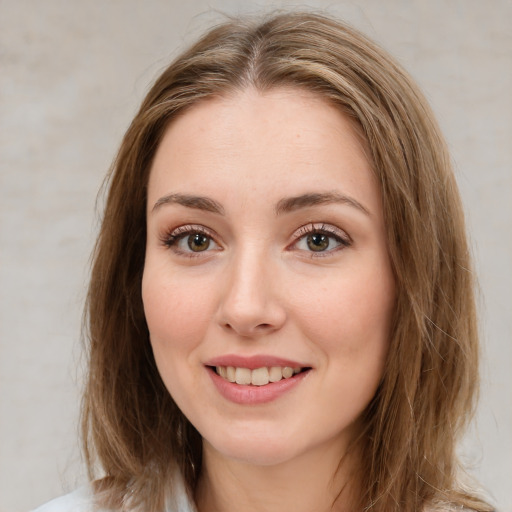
[222,321,275,336]
[254,323,276,333]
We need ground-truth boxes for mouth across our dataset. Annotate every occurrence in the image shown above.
[209,365,311,386]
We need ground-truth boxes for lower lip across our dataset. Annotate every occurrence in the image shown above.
[207,367,310,405]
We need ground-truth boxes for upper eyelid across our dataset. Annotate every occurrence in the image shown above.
[167,224,215,238]
[292,222,350,241]
[160,224,220,246]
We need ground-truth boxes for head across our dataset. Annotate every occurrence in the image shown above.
[83,11,485,512]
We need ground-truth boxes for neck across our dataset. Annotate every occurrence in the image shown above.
[194,440,362,512]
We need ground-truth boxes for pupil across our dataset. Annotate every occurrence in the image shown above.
[307,233,329,251]
[188,234,210,252]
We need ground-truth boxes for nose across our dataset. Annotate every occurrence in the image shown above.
[216,248,287,338]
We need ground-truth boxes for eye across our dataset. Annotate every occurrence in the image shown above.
[162,225,221,256]
[184,233,211,252]
[292,223,351,255]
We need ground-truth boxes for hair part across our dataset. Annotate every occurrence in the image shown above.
[82,11,492,512]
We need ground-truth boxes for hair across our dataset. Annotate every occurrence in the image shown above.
[82,10,492,512]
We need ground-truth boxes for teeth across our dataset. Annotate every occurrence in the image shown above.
[215,365,304,386]
[269,366,283,382]
[282,367,294,379]
[226,366,236,382]
[251,367,269,386]
[235,367,251,385]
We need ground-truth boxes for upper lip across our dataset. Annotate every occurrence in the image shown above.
[205,354,309,370]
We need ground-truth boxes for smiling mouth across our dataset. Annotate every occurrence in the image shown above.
[211,366,310,386]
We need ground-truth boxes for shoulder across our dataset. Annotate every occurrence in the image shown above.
[30,486,102,512]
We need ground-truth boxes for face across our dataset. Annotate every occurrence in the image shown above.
[142,88,395,467]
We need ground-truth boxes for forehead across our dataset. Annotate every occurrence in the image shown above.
[147,87,378,212]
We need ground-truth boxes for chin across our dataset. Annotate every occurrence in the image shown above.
[215,443,299,467]
[203,426,302,467]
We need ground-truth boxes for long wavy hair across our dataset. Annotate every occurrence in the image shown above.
[82,11,492,512]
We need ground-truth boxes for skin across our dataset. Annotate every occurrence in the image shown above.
[142,88,396,512]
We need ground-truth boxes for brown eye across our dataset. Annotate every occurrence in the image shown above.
[307,233,330,252]
[188,233,211,252]
[292,224,350,256]
[163,225,221,257]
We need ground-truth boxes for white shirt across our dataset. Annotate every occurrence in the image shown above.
[31,473,197,512]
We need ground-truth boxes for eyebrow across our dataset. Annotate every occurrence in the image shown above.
[275,192,370,216]
[151,191,370,217]
[152,193,225,215]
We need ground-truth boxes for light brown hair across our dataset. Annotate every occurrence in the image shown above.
[82,11,492,512]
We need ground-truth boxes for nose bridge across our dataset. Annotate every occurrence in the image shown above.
[217,241,285,336]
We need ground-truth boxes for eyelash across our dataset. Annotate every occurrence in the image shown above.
[290,223,351,257]
[160,222,351,259]
[160,224,219,258]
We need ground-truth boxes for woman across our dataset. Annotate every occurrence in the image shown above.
[34,11,493,512]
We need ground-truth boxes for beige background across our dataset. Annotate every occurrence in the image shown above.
[1,1,511,511]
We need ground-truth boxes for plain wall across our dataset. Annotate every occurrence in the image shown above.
[0,1,510,511]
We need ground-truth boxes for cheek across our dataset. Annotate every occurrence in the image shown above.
[303,275,394,423]
[143,266,205,341]
[141,266,217,409]
[141,266,215,383]
[293,269,394,370]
